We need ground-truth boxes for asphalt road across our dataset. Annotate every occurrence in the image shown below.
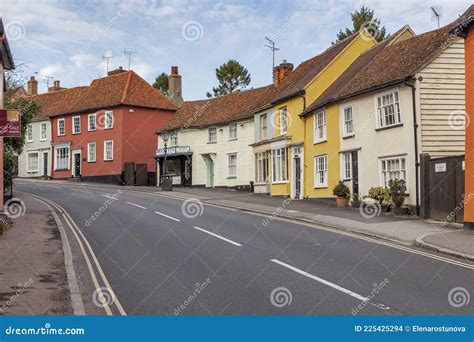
[15,181,473,315]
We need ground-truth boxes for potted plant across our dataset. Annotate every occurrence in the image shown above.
[368,186,390,211]
[351,193,361,208]
[333,181,350,207]
[388,179,409,215]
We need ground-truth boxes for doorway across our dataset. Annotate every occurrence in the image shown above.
[351,151,359,195]
[73,151,81,178]
[43,152,49,176]
[292,147,302,199]
[206,157,214,188]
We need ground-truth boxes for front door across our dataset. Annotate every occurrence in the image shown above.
[73,152,81,177]
[292,147,302,199]
[207,158,214,188]
[43,152,48,176]
[351,151,359,195]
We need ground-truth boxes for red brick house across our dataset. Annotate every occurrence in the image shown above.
[44,69,177,184]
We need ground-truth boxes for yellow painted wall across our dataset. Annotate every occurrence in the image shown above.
[270,30,376,198]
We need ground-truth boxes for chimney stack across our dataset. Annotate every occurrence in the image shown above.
[27,76,38,96]
[273,60,294,86]
[48,79,65,93]
[168,66,183,105]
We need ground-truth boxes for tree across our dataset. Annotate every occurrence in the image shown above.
[206,60,251,98]
[336,6,387,42]
[3,66,39,192]
[152,72,169,95]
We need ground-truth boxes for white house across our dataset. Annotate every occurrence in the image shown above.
[156,85,275,190]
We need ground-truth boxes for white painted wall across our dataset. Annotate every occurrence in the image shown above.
[158,118,255,188]
[338,86,417,205]
[18,118,52,178]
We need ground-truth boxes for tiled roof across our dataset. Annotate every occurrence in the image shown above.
[269,31,364,104]
[159,85,276,131]
[304,5,474,114]
[31,70,177,118]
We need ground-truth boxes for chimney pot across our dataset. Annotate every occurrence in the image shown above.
[54,80,60,88]
[171,66,178,75]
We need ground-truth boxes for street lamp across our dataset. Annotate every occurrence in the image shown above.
[162,131,169,175]
[161,131,173,191]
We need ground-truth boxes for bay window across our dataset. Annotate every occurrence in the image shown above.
[272,148,288,182]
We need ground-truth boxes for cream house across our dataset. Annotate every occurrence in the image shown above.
[156,85,275,190]
[302,19,466,212]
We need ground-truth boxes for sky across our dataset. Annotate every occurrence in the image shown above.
[0,0,472,100]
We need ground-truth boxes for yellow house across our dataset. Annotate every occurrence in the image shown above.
[251,29,376,199]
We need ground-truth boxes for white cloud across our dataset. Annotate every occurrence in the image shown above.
[39,64,64,78]
[70,53,96,68]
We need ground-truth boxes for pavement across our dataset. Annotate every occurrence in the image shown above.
[0,193,74,315]
[10,180,474,315]
[14,179,472,261]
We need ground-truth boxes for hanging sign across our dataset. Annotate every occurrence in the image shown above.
[0,109,21,137]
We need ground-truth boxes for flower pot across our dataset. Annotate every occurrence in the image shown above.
[392,207,409,216]
[336,197,349,207]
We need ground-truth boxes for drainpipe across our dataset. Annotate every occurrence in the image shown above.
[403,76,421,216]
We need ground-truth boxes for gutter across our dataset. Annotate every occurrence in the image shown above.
[403,75,421,216]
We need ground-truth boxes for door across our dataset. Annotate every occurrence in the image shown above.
[73,152,81,177]
[43,152,48,176]
[293,148,302,198]
[207,158,214,187]
[351,151,359,195]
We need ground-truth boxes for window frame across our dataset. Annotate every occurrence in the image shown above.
[54,146,70,171]
[375,89,402,129]
[57,118,65,136]
[87,142,96,163]
[88,113,96,132]
[72,116,81,135]
[340,152,352,180]
[104,140,114,161]
[170,132,178,147]
[40,122,47,141]
[259,114,268,140]
[26,152,39,172]
[26,124,33,142]
[379,155,407,190]
[105,111,114,129]
[314,110,327,144]
[208,127,217,143]
[255,151,270,183]
[314,154,328,188]
[227,153,237,178]
[229,123,238,141]
[272,147,288,183]
[342,104,354,137]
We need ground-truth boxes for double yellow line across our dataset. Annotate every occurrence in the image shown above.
[23,192,126,316]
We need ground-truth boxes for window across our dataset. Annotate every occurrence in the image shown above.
[105,111,114,129]
[55,147,69,170]
[27,124,33,142]
[380,156,406,188]
[314,155,328,188]
[279,107,288,134]
[260,114,267,140]
[104,140,113,161]
[314,111,326,143]
[40,122,47,141]
[255,151,270,183]
[272,148,288,182]
[229,123,237,140]
[88,114,96,131]
[376,90,401,128]
[170,133,178,146]
[58,119,65,136]
[87,142,96,162]
[341,152,352,180]
[72,116,81,134]
[343,105,353,136]
[208,127,217,143]
[27,152,39,172]
[228,153,237,177]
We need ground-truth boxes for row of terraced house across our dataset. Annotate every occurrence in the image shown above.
[17,5,473,224]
